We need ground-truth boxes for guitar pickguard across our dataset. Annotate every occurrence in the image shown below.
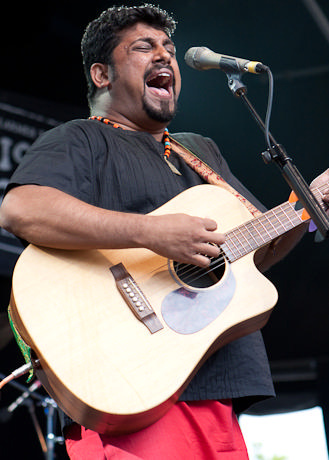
[161,263,236,334]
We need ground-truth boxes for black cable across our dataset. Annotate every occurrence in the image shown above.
[264,66,274,150]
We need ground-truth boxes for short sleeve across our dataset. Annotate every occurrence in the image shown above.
[6,120,95,204]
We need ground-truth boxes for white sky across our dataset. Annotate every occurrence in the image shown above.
[240,406,328,460]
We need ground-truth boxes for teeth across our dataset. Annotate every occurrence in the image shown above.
[147,72,171,80]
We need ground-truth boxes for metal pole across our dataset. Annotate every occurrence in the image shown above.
[301,0,329,45]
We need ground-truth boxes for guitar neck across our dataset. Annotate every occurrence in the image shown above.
[221,185,325,262]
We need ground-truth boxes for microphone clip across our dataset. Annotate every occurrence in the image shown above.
[226,73,247,97]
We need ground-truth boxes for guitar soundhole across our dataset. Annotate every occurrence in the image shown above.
[173,250,227,288]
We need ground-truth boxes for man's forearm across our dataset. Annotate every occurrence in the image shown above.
[0,185,148,250]
[0,185,226,267]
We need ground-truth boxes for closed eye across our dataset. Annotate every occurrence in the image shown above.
[165,46,176,57]
[132,45,152,52]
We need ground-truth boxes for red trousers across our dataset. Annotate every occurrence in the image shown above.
[64,400,249,459]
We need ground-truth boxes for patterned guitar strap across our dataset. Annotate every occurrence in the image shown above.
[169,136,263,218]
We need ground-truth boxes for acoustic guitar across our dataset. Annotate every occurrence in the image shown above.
[9,184,323,435]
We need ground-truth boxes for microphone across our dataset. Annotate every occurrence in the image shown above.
[184,47,267,74]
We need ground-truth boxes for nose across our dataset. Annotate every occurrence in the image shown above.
[153,45,172,64]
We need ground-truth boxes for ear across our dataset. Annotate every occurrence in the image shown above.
[90,63,111,89]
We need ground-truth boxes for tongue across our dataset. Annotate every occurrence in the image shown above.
[148,86,169,96]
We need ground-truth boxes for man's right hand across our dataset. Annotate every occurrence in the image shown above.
[141,213,225,267]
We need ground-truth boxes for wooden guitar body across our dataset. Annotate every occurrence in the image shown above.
[10,185,278,434]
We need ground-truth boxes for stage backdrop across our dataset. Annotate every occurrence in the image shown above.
[0,90,85,276]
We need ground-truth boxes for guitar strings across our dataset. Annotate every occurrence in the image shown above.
[170,205,296,285]
[175,183,328,285]
[175,255,227,285]
[136,184,327,288]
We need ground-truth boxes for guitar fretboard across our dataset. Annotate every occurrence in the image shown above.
[221,185,325,262]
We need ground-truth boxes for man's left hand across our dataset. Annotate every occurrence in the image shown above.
[310,168,329,212]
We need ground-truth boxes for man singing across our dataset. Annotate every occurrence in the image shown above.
[1,4,328,459]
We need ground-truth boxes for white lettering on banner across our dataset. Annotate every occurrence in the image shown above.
[12,140,30,165]
[0,136,31,172]
[0,116,38,139]
[0,137,13,171]
[0,102,60,127]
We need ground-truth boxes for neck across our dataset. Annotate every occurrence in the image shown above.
[90,103,169,142]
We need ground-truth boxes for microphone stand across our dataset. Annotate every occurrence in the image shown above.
[0,371,64,460]
[226,73,329,241]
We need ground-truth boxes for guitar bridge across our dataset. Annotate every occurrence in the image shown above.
[110,263,163,334]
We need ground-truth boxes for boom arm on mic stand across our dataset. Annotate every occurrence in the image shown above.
[225,70,329,240]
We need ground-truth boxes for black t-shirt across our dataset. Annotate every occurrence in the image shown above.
[7,119,275,413]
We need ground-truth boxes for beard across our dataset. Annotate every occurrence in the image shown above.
[142,94,178,123]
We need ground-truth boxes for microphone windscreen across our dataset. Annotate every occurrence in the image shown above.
[184,47,208,70]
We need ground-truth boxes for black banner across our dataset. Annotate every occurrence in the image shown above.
[0,90,88,277]
[0,99,63,275]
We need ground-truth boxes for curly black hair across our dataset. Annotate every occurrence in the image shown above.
[81,4,177,106]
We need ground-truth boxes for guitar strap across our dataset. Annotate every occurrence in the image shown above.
[170,136,263,218]
[7,304,34,382]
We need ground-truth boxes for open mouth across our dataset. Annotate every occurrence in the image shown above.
[145,69,173,98]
